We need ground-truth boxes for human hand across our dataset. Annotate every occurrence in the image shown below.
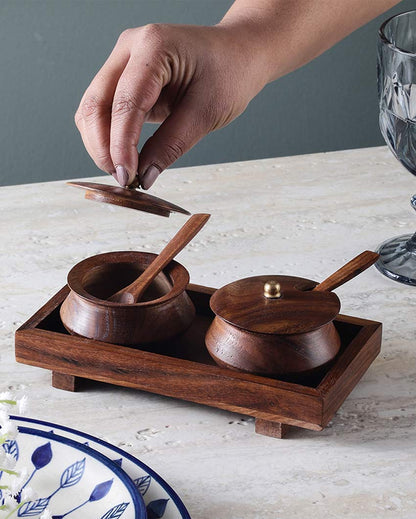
[75,0,402,189]
[75,23,268,188]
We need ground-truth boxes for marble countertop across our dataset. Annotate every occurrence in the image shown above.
[1,145,416,518]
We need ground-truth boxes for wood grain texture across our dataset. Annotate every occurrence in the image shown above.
[206,315,341,376]
[207,275,341,377]
[320,321,382,426]
[15,327,323,429]
[18,286,70,331]
[313,251,379,292]
[255,419,292,438]
[52,372,80,392]
[67,181,190,216]
[209,275,340,334]
[59,251,195,345]
[109,214,210,303]
[15,283,381,437]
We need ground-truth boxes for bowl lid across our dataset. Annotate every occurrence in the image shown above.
[209,275,341,335]
[67,181,190,217]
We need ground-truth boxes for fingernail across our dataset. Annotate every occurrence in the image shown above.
[141,165,161,190]
[115,165,129,187]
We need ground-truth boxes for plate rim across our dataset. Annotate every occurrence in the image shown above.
[16,425,146,519]
[12,416,191,519]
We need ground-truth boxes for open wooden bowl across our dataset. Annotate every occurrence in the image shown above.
[60,251,195,346]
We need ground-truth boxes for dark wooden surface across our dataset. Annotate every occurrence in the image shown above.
[313,251,380,292]
[255,419,291,439]
[52,372,79,392]
[209,275,340,334]
[206,315,341,376]
[60,251,195,346]
[207,275,342,377]
[319,317,383,427]
[15,284,382,438]
[109,214,210,303]
[67,181,190,217]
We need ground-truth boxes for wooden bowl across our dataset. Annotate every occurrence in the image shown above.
[60,251,195,346]
[205,275,342,378]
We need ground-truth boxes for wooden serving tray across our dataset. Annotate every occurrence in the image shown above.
[15,284,382,438]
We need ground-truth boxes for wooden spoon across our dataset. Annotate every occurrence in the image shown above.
[108,213,210,304]
[313,250,379,292]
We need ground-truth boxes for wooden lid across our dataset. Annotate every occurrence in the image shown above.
[67,181,190,217]
[209,275,340,335]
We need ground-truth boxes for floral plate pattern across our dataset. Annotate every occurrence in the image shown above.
[1,426,145,519]
[11,417,191,519]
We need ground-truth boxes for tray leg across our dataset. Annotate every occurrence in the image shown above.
[255,418,291,438]
[52,372,80,392]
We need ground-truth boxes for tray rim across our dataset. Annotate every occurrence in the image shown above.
[15,283,382,432]
[16,284,380,396]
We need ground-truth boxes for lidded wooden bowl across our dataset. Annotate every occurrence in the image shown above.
[205,275,342,378]
[60,251,195,346]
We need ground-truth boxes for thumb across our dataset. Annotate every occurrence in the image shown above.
[138,94,214,189]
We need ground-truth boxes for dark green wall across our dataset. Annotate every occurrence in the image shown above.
[0,0,413,186]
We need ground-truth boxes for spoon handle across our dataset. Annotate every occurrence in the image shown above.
[313,250,379,292]
[109,213,210,303]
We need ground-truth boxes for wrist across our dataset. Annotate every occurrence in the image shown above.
[216,4,291,85]
[218,0,404,85]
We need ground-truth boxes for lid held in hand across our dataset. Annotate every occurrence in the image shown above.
[209,275,340,335]
[67,181,191,217]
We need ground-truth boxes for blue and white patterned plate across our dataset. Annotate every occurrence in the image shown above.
[11,417,191,519]
[1,426,146,519]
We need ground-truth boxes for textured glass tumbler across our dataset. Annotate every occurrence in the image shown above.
[377,10,416,285]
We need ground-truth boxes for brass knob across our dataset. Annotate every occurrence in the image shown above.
[264,280,281,299]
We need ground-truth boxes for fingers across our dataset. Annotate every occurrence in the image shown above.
[138,90,215,189]
[76,24,228,189]
[109,55,165,186]
[76,26,170,187]
[75,41,130,177]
